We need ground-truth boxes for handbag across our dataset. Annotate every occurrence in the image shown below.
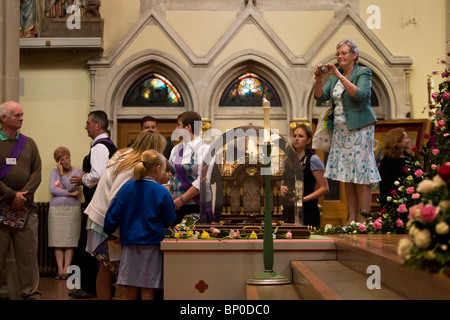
[312,107,333,152]
[0,201,30,230]
[92,235,120,275]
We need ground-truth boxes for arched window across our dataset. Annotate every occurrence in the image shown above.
[219,72,282,107]
[123,73,184,107]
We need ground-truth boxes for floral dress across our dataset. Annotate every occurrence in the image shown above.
[324,81,381,185]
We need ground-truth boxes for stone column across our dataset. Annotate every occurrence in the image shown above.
[0,0,20,103]
[0,0,21,300]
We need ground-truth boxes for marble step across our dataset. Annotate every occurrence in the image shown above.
[330,235,450,300]
[291,260,405,300]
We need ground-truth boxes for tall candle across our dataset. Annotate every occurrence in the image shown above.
[262,98,270,143]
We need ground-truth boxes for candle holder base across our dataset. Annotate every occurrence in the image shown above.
[247,271,290,285]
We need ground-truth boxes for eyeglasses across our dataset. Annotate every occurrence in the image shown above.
[335,51,350,57]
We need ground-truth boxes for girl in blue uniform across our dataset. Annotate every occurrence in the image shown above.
[103,150,176,300]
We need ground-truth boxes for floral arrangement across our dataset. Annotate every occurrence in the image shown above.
[316,160,423,236]
[397,164,450,275]
[396,52,450,275]
[166,215,294,240]
[422,53,450,176]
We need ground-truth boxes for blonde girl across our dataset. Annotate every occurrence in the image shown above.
[103,150,176,300]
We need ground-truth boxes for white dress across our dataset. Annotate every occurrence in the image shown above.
[324,81,381,185]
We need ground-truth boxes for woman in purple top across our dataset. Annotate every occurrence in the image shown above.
[48,147,82,279]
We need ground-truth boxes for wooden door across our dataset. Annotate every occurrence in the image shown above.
[117,119,178,150]
[315,150,348,227]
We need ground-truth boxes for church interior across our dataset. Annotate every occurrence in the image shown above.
[2,0,450,302]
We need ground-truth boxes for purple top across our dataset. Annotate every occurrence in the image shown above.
[49,167,83,207]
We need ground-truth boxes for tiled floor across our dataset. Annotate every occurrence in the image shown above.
[38,277,126,300]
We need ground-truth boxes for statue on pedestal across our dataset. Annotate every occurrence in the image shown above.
[45,0,71,18]
[20,0,38,38]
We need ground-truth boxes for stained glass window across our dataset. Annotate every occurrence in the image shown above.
[219,73,281,107]
[123,73,184,107]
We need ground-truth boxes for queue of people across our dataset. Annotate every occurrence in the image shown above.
[0,39,419,300]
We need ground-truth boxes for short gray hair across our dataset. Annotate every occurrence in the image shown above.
[337,39,359,64]
[0,102,13,124]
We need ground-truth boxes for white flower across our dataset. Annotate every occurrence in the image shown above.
[415,229,432,249]
[409,225,419,236]
[441,244,448,251]
[417,179,435,193]
[398,186,405,192]
[350,221,355,225]
[324,224,332,232]
[386,196,392,202]
[425,250,436,260]
[432,175,446,188]
[397,238,413,259]
[435,221,449,235]
[394,181,400,186]
[439,200,450,212]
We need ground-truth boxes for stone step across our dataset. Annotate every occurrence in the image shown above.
[331,235,450,300]
[291,260,405,300]
[246,283,300,300]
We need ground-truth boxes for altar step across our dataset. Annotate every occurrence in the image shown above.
[330,235,450,300]
[246,260,404,300]
[246,235,450,300]
[290,260,404,300]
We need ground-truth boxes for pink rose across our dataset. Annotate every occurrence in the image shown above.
[437,120,446,127]
[210,227,220,235]
[412,193,420,199]
[397,204,407,213]
[414,169,423,177]
[444,92,450,100]
[373,220,382,231]
[431,164,437,170]
[432,149,440,155]
[408,203,424,219]
[431,92,439,102]
[420,205,438,223]
[396,218,404,228]
[358,224,366,232]
[406,187,415,194]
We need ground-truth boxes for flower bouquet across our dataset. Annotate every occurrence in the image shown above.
[397,52,449,275]
[397,164,450,275]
